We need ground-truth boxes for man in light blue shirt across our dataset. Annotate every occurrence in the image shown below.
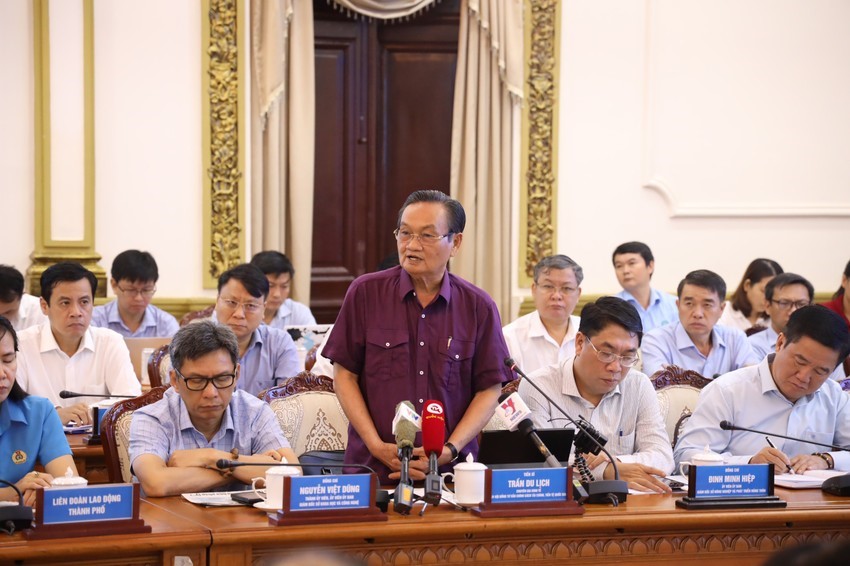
[250,251,316,329]
[129,321,298,497]
[675,306,850,473]
[91,250,179,338]
[641,269,759,377]
[612,242,677,332]
[214,263,300,395]
[748,273,813,360]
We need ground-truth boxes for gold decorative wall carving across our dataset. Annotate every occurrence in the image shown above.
[519,0,560,286]
[202,0,245,288]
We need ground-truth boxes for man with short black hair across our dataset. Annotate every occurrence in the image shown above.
[749,273,814,360]
[213,263,300,395]
[0,265,47,331]
[612,242,678,332]
[16,262,141,425]
[250,251,316,328]
[129,321,298,497]
[92,250,179,337]
[675,306,850,473]
[503,254,583,374]
[521,297,674,493]
[641,269,759,377]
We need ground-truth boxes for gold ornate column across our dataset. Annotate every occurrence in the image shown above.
[202,0,246,288]
[520,0,561,287]
[28,0,105,297]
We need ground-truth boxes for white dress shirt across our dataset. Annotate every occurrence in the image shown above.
[674,355,850,471]
[519,356,674,480]
[718,302,769,332]
[503,312,580,375]
[268,298,316,329]
[7,293,47,332]
[15,322,141,407]
[749,326,846,380]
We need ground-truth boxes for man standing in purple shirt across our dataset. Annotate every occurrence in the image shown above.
[323,190,513,483]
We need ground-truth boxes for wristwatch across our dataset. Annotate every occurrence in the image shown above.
[813,452,834,469]
[445,442,459,462]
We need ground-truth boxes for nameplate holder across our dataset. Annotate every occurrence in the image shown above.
[26,483,150,540]
[269,473,387,526]
[676,464,786,510]
[473,467,584,518]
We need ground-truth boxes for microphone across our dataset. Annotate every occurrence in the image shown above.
[504,357,628,505]
[495,391,532,431]
[421,400,446,506]
[215,459,377,475]
[719,421,850,452]
[495,391,561,468]
[0,479,33,534]
[393,401,418,515]
[59,390,137,399]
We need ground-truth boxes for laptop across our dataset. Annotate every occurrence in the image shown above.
[478,428,575,469]
[124,337,171,382]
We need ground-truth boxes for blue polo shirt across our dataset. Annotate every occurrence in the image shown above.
[0,395,72,484]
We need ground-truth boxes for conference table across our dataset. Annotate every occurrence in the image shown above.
[142,487,850,566]
[4,488,849,565]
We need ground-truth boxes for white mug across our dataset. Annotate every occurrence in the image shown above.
[251,466,301,508]
[442,456,487,506]
[679,451,725,476]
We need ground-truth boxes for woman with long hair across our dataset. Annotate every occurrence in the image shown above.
[0,316,78,506]
[718,259,783,331]
[820,259,850,330]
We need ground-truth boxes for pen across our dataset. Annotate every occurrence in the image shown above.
[765,436,794,474]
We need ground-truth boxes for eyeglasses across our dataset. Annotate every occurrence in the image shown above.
[393,228,452,245]
[116,284,156,299]
[770,299,811,311]
[174,368,237,391]
[585,338,639,368]
[217,296,264,314]
[537,283,578,296]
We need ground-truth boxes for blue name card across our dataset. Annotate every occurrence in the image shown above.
[490,468,568,504]
[288,474,371,512]
[691,464,772,499]
[42,484,135,525]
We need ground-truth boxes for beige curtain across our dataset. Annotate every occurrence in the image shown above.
[329,0,439,19]
[450,0,524,320]
[250,0,315,305]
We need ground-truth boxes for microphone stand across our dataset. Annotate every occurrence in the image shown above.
[393,445,415,515]
[505,357,629,505]
[719,421,850,452]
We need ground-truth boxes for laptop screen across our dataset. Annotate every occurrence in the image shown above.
[478,428,575,469]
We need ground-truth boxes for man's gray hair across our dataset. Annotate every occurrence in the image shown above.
[169,320,239,372]
[533,254,584,285]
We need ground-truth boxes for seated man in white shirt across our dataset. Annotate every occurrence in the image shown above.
[0,265,47,331]
[748,273,813,360]
[129,321,299,497]
[675,306,850,473]
[641,269,759,378]
[250,251,316,329]
[16,262,141,425]
[503,255,583,374]
[520,297,674,493]
[91,250,179,338]
[612,242,678,332]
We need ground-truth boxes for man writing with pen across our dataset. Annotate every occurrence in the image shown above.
[675,306,850,474]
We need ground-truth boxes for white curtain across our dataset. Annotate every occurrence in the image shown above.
[250,0,315,305]
[329,0,439,20]
[450,0,524,320]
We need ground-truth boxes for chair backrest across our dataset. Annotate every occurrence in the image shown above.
[179,304,215,327]
[262,372,348,456]
[146,344,172,388]
[651,365,712,448]
[482,378,522,432]
[100,385,171,483]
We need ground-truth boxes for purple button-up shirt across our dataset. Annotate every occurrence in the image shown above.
[323,266,513,482]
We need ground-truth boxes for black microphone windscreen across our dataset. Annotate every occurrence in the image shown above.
[216,458,235,469]
[719,420,733,430]
[504,357,515,369]
[59,390,72,399]
[517,418,534,436]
